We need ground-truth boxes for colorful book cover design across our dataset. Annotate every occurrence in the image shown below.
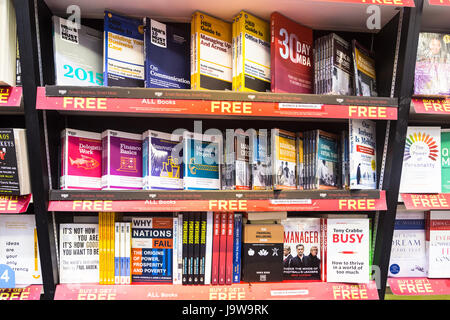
[143,130,183,190]
[400,127,441,193]
[251,130,272,190]
[270,12,313,94]
[426,211,450,278]
[191,11,232,90]
[0,128,19,194]
[349,119,377,190]
[104,11,145,87]
[352,40,377,97]
[315,130,339,190]
[414,32,450,96]
[144,18,190,89]
[441,130,450,193]
[102,130,142,190]
[272,129,296,189]
[131,217,173,282]
[61,129,102,190]
[389,210,427,278]
[282,218,322,281]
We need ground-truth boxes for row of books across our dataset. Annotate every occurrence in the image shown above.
[60,119,377,191]
[52,10,378,97]
[389,210,450,279]
[400,127,450,194]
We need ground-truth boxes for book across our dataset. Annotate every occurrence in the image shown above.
[143,18,190,89]
[114,222,121,284]
[124,222,131,284]
[204,212,213,285]
[52,16,103,86]
[222,129,251,190]
[187,213,194,284]
[426,211,450,278]
[191,11,232,90]
[0,128,31,195]
[0,215,42,285]
[211,212,220,285]
[59,223,99,284]
[199,212,207,284]
[225,212,234,285]
[352,40,377,97]
[442,129,450,193]
[325,218,371,283]
[193,212,200,284]
[183,132,222,190]
[388,210,427,278]
[99,212,115,284]
[399,126,441,193]
[271,129,297,189]
[314,130,339,190]
[182,214,189,285]
[341,130,350,189]
[131,217,173,282]
[218,212,227,285]
[173,213,183,284]
[246,211,288,222]
[270,12,313,94]
[282,217,322,281]
[349,119,377,190]
[103,11,145,87]
[233,11,271,92]
[296,132,304,190]
[233,213,242,283]
[414,32,450,96]
[101,130,142,190]
[0,0,16,86]
[251,129,272,190]
[60,129,102,190]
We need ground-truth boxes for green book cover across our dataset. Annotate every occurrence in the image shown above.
[442,130,450,193]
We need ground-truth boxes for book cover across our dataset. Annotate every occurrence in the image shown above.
[233,213,242,283]
[223,130,251,190]
[59,223,99,284]
[442,129,450,193]
[325,218,371,283]
[102,130,142,190]
[399,126,441,193]
[225,212,234,284]
[426,211,450,278]
[282,217,322,280]
[271,129,297,189]
[191,11,232,90]
[251,129,272,190]
[349,119,377,190]
[143,18,190,89]
[103,11,145,87]
[183,132,221,190]
[61,129,102,190]
[414,32,450,96]
[211,212,221,285]
[352,40,377,97]
[296,132,304,190]
[270,12,313,94]
[218,212,227,285]
[204,212,213,285]
[233,11,271,92]
[388,210,427,278]
[0,215,42,285]
[341,130,350,189]
[131,217,173,282]
[314,130,339,190]
[52,16,103,86]
[143,130,183,190]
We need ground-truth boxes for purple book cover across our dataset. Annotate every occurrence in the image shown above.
[102,130,143,189]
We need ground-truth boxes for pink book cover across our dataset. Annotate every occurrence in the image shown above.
[270,12,313,94]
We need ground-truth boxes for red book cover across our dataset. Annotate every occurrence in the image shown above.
[225,212,234,285]
[211,212,221,285]
[270,12,313,94]
[218,212,227,285]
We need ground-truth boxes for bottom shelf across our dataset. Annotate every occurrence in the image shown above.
[54,281,378,300]
[387,278,450,298]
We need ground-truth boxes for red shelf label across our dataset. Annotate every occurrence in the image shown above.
[0,285,42,300]
[0,87,22,107]
[311,0,415,7]
[388,278,450,296]
[0,194,32,213]
[36,88,397,120]
[413,98,450,114]
[428,0,450,5]
[54,281,378,300]
[401,193,450,210]
[48,191,386,212]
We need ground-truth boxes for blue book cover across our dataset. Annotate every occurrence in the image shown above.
[143,18,190,89]
[104,11,145,87]
[233,213,242,283]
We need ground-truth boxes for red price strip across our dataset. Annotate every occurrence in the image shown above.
[310,0,415,7]
[428,0,450,6]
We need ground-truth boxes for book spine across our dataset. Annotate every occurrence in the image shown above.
[177,213,183,284]
[211,212,220,285]
[204,212,213,285]
[193,212,200,284]
[120,223,125,284]
[233,213,242,283]
[125,222,131,284]
[225,212,234,285]
[219,213,227,285]
[99,212,104,284]
[321,218,327,282]
[115,222,120,284]
[172,213,179,284]
[188,214,194,284]
[182,214,189,285]
[199,212,207,284]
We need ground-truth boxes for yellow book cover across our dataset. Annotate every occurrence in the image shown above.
[109,212,116,284]
[191,11,232,90]
[99,212,104,284]
[190,12,197,89]
[235,11,270,92]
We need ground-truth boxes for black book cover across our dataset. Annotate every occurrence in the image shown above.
[199,212,207,284]
[188,213,194,284]
[193,212,200,284]
[182,213,189,285]
[0,129,19,195]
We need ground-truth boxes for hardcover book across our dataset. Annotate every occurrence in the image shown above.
[282,217,322,280]
[314,130,339,190]
[352,40,377,97]
[52,16,103,86]
[270,12,313,94]
[251,129,272,190]
[272,129,297,189]
[143,18,190,89]
[442,129,450,193]
[399,126,441,193]
[143,130,183,190]
[349,119,377,190]
[101,129,142,190]
[131,217,173,282]
[191,11,232,90]
[103,11,145,87]
[61,129,102,190]
[426,211,450,278]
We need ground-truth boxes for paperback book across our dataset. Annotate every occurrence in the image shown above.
[222,129,251,190]
[426,211,450,278]
[442,129,450,193]
[0,0,16,86]
[352,40,377,97]
[314,130,339,190]
[250,129,272,190]
[296,132,304,190]
[271,129,297,189]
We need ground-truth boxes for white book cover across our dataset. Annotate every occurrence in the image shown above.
[0,215,42,285]
[399,127,441,193]
[388,210,427,277]
[204,211,213,285]
[59,223,99,284]
[114,222,121,284]
[326,218,370,283]
[172,213,181,284]
[427,211,450,278]
[120,223,126,284]
[177,213,184,284]
[125,222,131,284]
[349,119,377,189]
